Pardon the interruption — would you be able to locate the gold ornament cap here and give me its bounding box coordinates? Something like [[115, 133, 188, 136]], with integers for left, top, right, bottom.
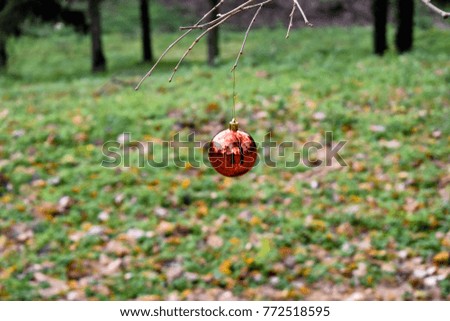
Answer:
[[229, 118, 239, 131]]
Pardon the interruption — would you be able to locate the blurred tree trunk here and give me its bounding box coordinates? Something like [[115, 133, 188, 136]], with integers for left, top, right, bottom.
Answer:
[[140, 0, 153, 62], [0, 36, 6, 69], [88, 0, 106, 72], [373, 0, 389, 55], [396, 0, 414, 53], [207, 0, 219, 66], [0, 0, 7, 69]]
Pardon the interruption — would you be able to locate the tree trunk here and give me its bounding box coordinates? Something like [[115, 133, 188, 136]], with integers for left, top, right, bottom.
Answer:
[[0, 0, 7, 70], [140, 0, 153, 62], [207, 0, 219, 66], [88, 0, 106, 72], [373, 0, 389, 55], [0, 36, 7, 70], [396, 0, 414, 53]]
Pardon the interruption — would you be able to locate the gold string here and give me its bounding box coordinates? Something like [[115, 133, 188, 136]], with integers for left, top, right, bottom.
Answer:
[[232, 68, 237, 120]]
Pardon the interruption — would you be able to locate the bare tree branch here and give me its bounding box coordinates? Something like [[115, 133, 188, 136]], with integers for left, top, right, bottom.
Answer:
[[421, 0, 450, 19], [169, 14, 234, 82], [135, 0, 449, 88], [293, 0, 313, 26], [180, 0, 256, 31], [286, 3, 296, 39], [134, 0, 449, 89], [232, 4, 264, 71], [135, 0, 225, 90]]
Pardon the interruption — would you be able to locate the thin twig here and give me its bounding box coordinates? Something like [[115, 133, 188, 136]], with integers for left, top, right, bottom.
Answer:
[[231, 4, 264, 72], [135, 0, 225, 90], [169, 15, 233, 82], [293, 0, 313, 27], [180, 0, 274, 31], [181, 0, 256, 31], [169, 1, 273, 82], [286, 3, 296, 39], [421, 0, 450, 19]]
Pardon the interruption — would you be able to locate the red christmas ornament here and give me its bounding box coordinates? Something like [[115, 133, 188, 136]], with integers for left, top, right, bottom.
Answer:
[[208, 119, 257, 177]]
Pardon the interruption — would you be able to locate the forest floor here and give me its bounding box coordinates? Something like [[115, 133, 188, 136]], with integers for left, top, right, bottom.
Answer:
[[0, 5, 449, 300]]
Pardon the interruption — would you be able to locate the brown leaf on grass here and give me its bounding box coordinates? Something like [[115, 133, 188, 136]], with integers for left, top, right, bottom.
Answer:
[[154, 207, 168, 217], [356, 236, 372, 251], [196, 201, 209, 217], [114, 193, 125, 205], [345, 292, 365, 301], [9, 223, 34, 243], [69, 225, 105, 243], [403, 197, 421, 214], [34, 196, 73, 219], [369, 125, 386, 133], [336, 222, 354, 237], [352, 262, 367, 278], [125, 228, 145, 240], [374, 284, 412, 301], [86, 226, 105, 237], [136, 295, 162, 301], [185, 288, 239, 301], [413, 268, 428, 279], [66, 290, 87, 301], [165, 264, 184, 283], [206, 235, 224, 249], [31, 179, 46, 188], [381, 263, 396, 273], [34, 203, 59, 218], [255, 70, 269, 79], [219, 259, 233, 276], [438, 174, 450, 203], [206, 102, 219, 112], [379, 139, 401, 149], [312, 112, 326, 121], [433, 252, 449, 265], [249, 285, 290, 300], [66, 259, 94, 280], [101, 258, 122, 276], [91, 284, 111, 296], [58, 196, 73, 212], [98, 211, 110, 222], [34, 272, 69, 298], [156, 221, 175, 235], [0, 108, 9, 119], [105, 240, 130, 257], [423, 276, 438, 288], [0, 235, 7, 252], [71, 115, 84, 125]]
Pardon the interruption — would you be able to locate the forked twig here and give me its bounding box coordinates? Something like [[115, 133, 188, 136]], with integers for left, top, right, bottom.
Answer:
[[286, 3, 296, 39], [231, 4, 264, 72], [180, 0, 256, 31], [293, 0, 313, 27], [169, 15, 233, 82], [134, 0, 225, 90]]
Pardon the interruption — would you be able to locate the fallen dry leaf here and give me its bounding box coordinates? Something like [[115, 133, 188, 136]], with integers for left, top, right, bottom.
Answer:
[[34, 272, 69, 298], [206, 235, 224, 249]]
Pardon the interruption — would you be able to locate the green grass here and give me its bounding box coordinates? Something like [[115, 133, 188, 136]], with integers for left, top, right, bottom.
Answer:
[[0, 21, 449, 300]]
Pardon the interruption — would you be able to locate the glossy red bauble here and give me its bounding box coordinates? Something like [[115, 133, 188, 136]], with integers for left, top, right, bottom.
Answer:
[[208, 122, 257, 177]]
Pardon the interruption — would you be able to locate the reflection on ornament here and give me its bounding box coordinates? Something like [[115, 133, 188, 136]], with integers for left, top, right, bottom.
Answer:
[[208, 119, 257, 177]]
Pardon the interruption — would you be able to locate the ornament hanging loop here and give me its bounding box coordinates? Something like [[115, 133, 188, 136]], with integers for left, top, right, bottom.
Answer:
[[229, 118, 239, 132]]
